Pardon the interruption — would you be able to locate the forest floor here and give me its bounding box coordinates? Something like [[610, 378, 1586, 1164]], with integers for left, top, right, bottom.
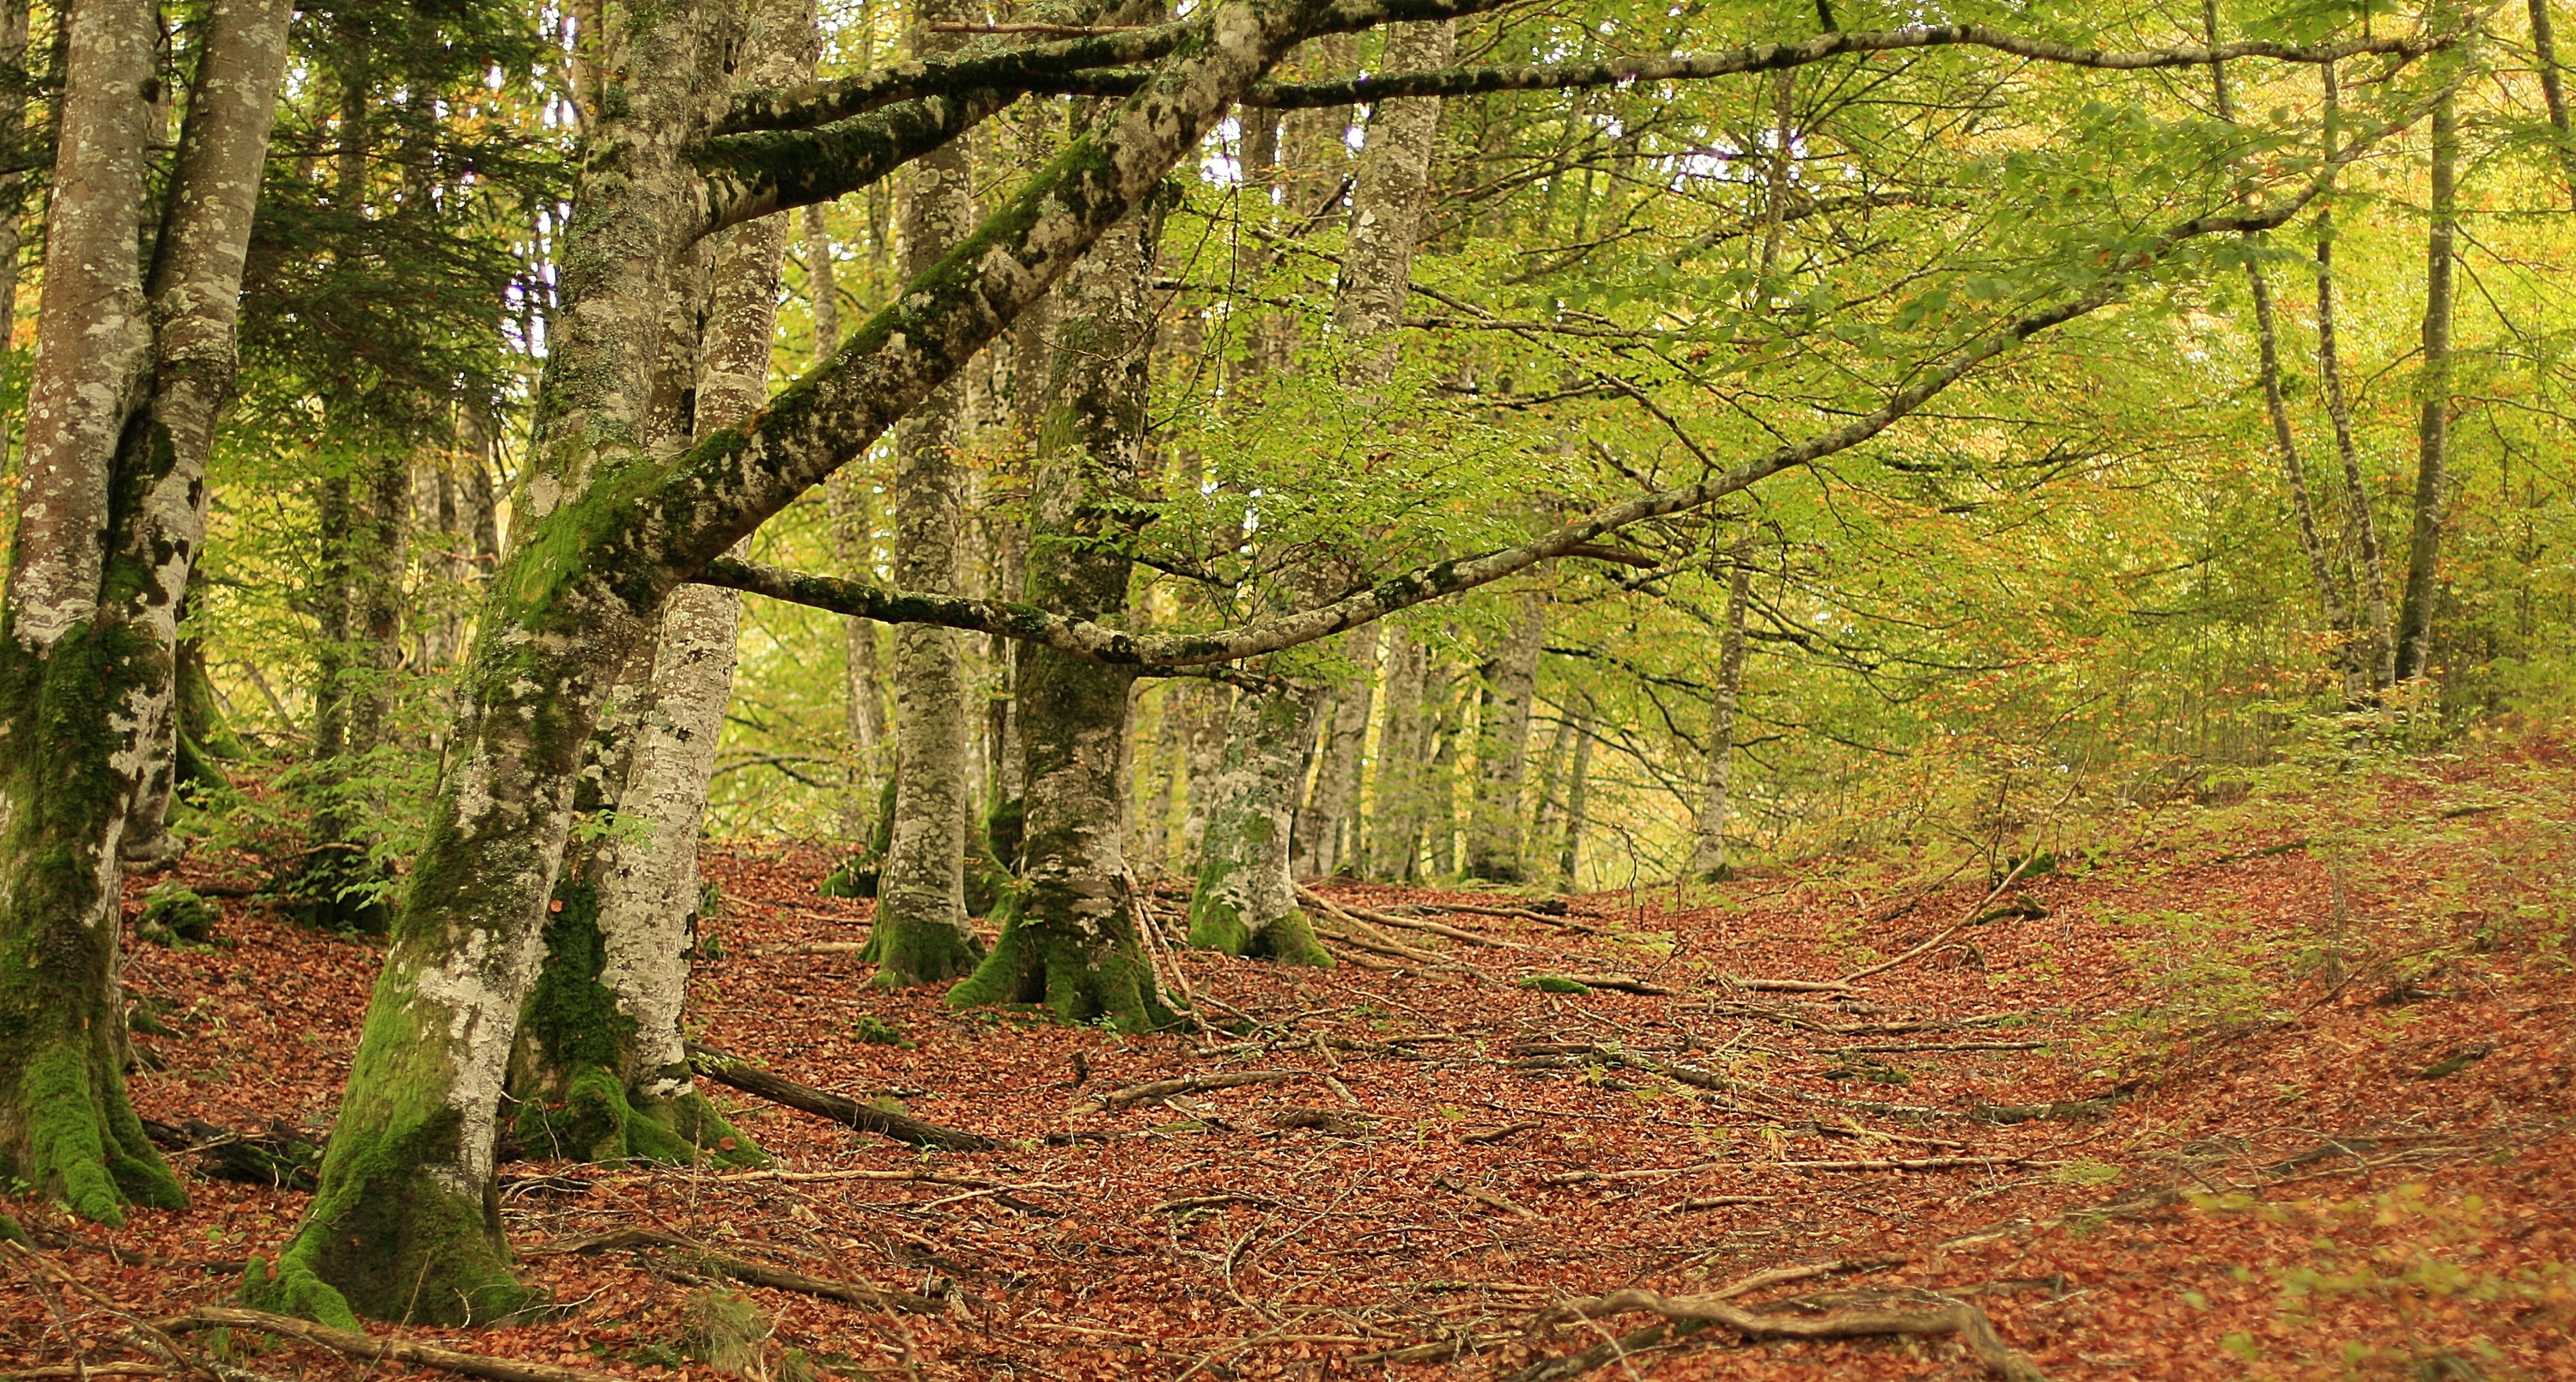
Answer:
[[7, 734, 2576, 1382]]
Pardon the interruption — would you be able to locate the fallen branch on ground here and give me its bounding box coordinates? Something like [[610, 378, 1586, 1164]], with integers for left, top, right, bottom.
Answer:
[[1426, 900, 1601, 935], [1842, 854, 2041, 983], [1772, 1156, 2032, 1172], [156, 1306, 629, 1382], [532, 1228, 940, 1312], [687, 1043, 999, 1151], [1297, 886, 1530, 948], [751, 940, 870, 955], [1433, 1172, 1540, 1221], [1724, 977, 1855, 993], [1068, 1068, 1306, 1116]]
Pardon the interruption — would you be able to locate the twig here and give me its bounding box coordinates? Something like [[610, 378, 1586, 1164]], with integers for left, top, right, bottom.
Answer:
[[1067, 1068, 1306, 1116], [1840, 854, 2039, 983], [1771, 1156, 2032, 1172], [1463, 1121, 1540, 1145], [687, 1042, 999, 1150], [1124, 869, 1212, 1037], [1295, 886, 1530, 948], [528, 1228, 940, 1312], [1432, 1172, 1540, 1221]]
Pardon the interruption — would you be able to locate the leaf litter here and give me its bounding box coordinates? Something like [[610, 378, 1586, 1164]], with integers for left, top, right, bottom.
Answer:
[[7, 738, 2574, 1381]]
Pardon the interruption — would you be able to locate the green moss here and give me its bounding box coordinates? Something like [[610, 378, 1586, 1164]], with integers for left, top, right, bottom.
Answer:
[[247, 1105, 530, 1327], [20, 1044, 184, 1227], [848, 1014, 913, 1048], [863, 911, 983, 989], [1185, 893, 1334, 968], [519, 882, 636, 1075], [948, 892, 1173, 1032], [1521, 976, 1594, 995], [513, 1063, 765, 1169], [137, 882, 219, 946], [0, 1211, 27, 1245]]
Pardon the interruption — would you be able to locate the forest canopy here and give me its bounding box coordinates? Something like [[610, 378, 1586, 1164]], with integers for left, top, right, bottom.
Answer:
[[0, 0, 2569, 1366]]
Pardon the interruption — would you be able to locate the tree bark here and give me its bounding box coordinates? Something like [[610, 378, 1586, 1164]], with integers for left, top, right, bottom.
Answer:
[[1188, 676, 1334, 963], [0, 0, 290, 1228], [1556, 698, 1594, 889], [873, 0, 984, 984], [1292, 621, 1377, 877], [811, 202, 888, 841], [1366, 626, 1428, 879], [1465, 595, 1544, 881], [951, 182, 1172, 1026], [2392, 91, 2457, 685], [1691, 555, 1752, 879], [2533, 0, 2574, 205]]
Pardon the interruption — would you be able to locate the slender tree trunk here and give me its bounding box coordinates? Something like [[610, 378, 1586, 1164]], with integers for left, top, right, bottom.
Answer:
[[1132, 686, 1182, 868], [2316, 64, 2393, 689], [873, 0, 983, 983], [1195, 17, 1449, 946], [2206, 3, 2356, 693], [0, 0, 32, 367], [1424, 661, 1463, 877], [1465, 594, 1543, 881], [951, 183, 1169, 1026], [1691, 554, 1752, 879], [1367, 627, 1427, 879], [1556, 700, 1593, 889], [2392, 92, 2458, 685], [2533, 0, 2574, 205], [1293, 622, 1377, 877], [0, 0, 290, 1228], [811, 201, 889, 841]]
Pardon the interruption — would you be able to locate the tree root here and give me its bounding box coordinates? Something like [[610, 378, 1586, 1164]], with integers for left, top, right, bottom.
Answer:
[[529, 1227, 941, 1313], [685, 1043, 997, 1151], [1512, 1283, 2044, 1382]]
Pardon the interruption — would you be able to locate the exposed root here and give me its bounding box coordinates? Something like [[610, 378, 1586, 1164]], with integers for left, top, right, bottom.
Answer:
[[158, 1306, 630, 1382], [1067, 1068, 1306, 1116], [1514, 1279, 2044, 1382]]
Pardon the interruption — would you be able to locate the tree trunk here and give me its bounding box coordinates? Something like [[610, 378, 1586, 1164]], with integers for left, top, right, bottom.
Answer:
[[2533, 0, 2574, 205], [0, 0, 29, 338], [1188, 676, 1334, 963], [809, 201, 890, 843], [0, 0, 289, 1228], [1424, 660, 1464, 878], [1555, 700, 1593, 889], [2392, 92, 2457, 686], [1293, 622, 1377, 877], [950, 183, 1170, 1027], [1691, 556, 1752, 879], [1177, 679, 1232, 853], [1465, 594, 1544, 881], [2316, 64, 2393, 688], [872, 0, 983, 983], [1367, 626, 1428, 879]]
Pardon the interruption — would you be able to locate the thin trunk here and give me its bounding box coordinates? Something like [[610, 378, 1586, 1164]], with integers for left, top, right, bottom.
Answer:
[[0, 0, 290, 1228], [1528, 702, 1575, 849], [2533, 0, 2574, 206], [2317, 63, 2393, 687], [1465, 594, 1543, 881], [951, 183, 1168, 1026], [0, 0, 32, 348], [1366, 627, 1427, 879], [2205, 5, 2355, 691], [1425, 661, 1462, 877], [873, 0, 983, 983], [1556, 702, 1593, 889], [811, 201, 886, 840], [1691, 556, 1752, 879], [2392, 93, 2458, 685], [1294, 621, 1377, 877], [1131, 686, 1182, 868]]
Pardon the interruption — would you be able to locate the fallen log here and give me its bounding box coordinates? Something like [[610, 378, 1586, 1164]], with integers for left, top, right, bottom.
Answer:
[[686, 1043, 998, 1151], [157, 1306, 629, 1382], [532, 1227, 940, 1313]]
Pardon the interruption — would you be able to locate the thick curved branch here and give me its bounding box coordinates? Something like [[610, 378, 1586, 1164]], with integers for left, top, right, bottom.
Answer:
[[700, 92, 1007, 235], [718, 21, 1200, 134]]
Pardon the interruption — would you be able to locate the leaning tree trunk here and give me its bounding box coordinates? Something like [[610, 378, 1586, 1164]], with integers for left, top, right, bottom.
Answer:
[[1690, 554, 1752, 879], [2391, 90, 2457, 686], [1193, 16, 1449, 954], [258, 0, 1314, 1324], [1464, 594, 1544, 882], [505, 0, 811, 1168], [950, 191, 1173, 1029], [871, 0, 984, 983], [0, 0, 289, 1227]]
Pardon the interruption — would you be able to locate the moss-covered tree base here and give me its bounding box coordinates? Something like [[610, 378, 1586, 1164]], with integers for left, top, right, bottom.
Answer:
[[8, 1043, 185, 1227], [862, 917, 984, 989], [947, 894, 1175, 1032], [1187, 904, 1335, 968], [245, 1108, 532, 1329], [511, 1065, 767, 1169]]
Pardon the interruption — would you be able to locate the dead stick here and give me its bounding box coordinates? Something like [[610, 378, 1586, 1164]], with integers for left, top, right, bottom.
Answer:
[[1841, 854, 2038, 983], [156, 1307, 629, 1382], [528, 1228, 939, 1312], [1069, 1068, 1305, 1116], [686, 1043, 998, 1151]]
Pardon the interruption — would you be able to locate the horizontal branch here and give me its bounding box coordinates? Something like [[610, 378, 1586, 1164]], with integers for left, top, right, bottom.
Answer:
[[700, 93, 1005, 235], [718, 21, 1200, 134], [696, 100, 2427, 665]]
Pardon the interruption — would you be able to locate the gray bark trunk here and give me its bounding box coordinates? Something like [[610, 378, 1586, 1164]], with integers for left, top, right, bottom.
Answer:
[[2392, 92, 2457, 685], [1292, 621, 1377, 877], [1366, 625, 1427, 879], [874, 0, 984, 983], [1464, 594, 1543, 881], [0, 0, 291, 1229], [1177, 679, 1232, 853], [1555, 700, 1593, 889], [2533, 0, 2574, 205], [1188, 675, 1334, 962], [1691, 557, 1752, 879]]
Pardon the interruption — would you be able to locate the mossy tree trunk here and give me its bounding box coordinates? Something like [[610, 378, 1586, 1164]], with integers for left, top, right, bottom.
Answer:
[[508, 0, 810, 1170], [0, 0, 292, 1226], [950, 113, 1172, 1029], [264, 0, 1323, 1324], [1187, 683, 1334, 964], [872, 0, 984, 985]]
